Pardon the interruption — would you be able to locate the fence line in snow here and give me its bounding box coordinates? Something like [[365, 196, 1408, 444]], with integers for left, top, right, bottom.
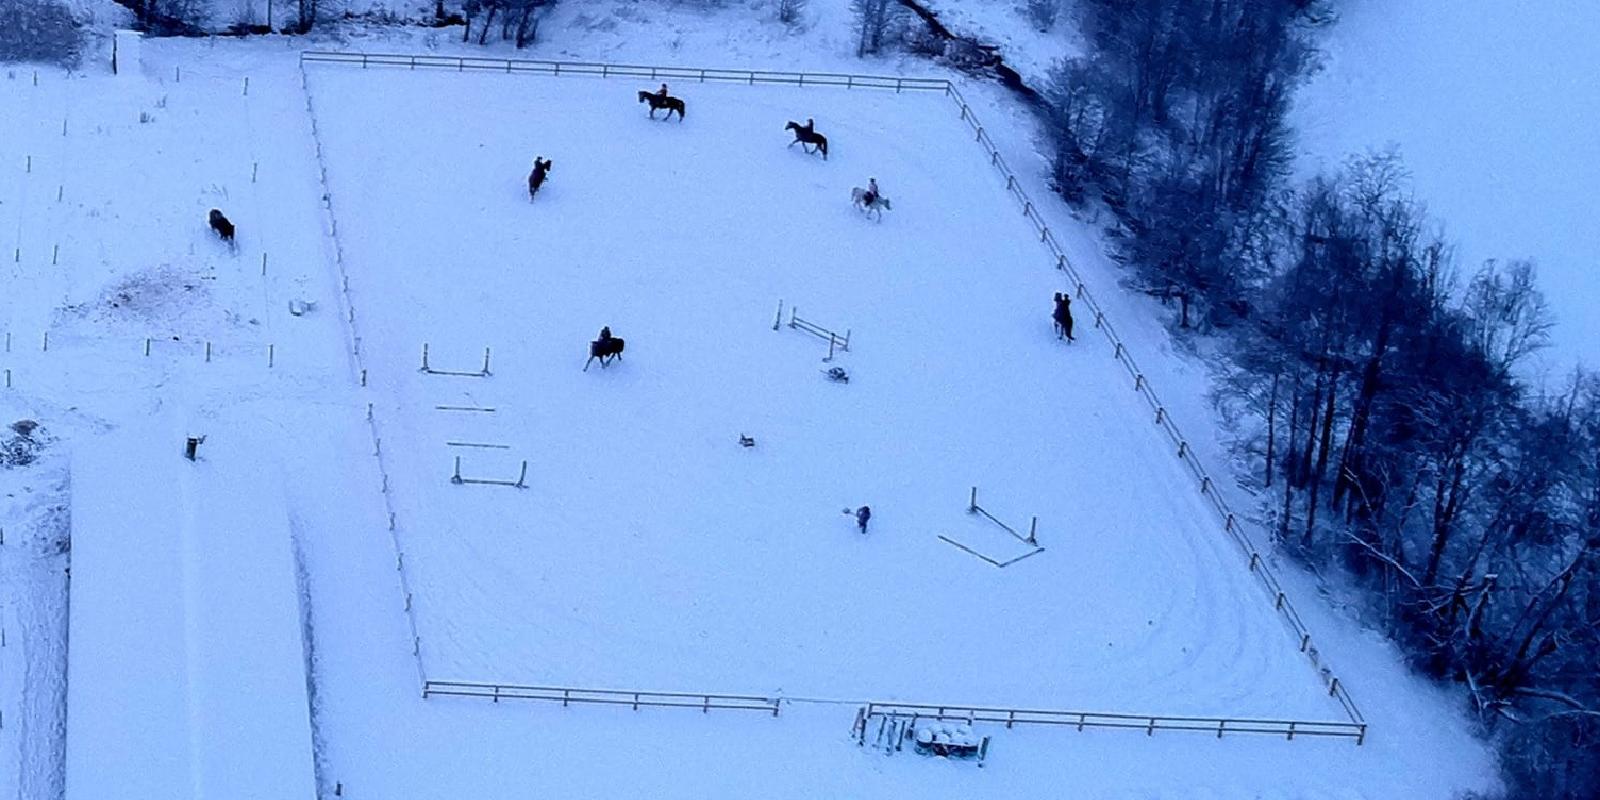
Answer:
[[300, 51, 949, 93], [0, 330, 281, 368], [298, 49, 1364, 733], [299, 59, 428, 691], [938, 82, 1366, 732], [423, 680, 781, 715], [858, 701, 1366, 745]]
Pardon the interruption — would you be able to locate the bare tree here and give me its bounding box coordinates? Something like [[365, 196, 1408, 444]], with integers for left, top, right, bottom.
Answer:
[[776, 0, 808, 28], [851, 0, 899, 57]]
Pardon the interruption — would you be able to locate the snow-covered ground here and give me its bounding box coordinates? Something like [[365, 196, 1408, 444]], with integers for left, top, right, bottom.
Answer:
[[307, 64, 1334, 717], [0, 2, 1511, 795], [1293, 0, 1600, 374]]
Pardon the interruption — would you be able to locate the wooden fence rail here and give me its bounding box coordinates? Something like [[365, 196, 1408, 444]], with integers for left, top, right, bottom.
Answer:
[[301, 51, 949, 93], [423, 680, 781, 715], [860, 702, 1365, 744]]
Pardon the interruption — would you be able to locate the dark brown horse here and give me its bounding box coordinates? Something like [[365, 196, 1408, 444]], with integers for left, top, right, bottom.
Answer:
[[638, 90, 685, 121], [785, 120, 828, 159]]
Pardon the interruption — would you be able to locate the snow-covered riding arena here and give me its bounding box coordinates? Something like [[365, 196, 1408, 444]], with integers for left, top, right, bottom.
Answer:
[[2, 37, 1506, 800], [306, 59, 1340, 718]]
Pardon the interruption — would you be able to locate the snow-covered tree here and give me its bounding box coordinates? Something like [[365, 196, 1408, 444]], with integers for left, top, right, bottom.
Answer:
[[0, 0, 83, 67]]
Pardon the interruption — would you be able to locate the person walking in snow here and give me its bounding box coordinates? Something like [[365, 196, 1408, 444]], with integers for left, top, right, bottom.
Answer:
[[855, 505, 872, 534]]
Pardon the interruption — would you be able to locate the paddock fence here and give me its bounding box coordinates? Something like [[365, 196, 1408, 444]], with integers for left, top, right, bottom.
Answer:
[[423, 680, 781, 715], [858, 702, 1366, 744], [298, 59, 429, 692], [300, 49, 1365, 737], [300, 51, 949, 93], [940, 81, 1367, 733]]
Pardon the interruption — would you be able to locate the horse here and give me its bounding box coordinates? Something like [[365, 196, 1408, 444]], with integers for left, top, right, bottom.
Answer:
[[851, 187, 892, 221], [528, 157, 552, 201], [785, 121, 828, 159], [1052, 292, 1076, 341], [584, 335, 626, 371], [637, 90, 686, 121], [208, 208, 235, 248]]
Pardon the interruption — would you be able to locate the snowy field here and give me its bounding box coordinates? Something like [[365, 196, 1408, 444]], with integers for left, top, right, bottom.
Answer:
[[1293, 0, 1600, 374], [306, 64, 1341, 717], [0, 21, 1508, 798]]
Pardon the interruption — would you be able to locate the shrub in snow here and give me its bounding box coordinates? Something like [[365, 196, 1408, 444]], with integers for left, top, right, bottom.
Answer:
[[125, 0, 209, 35], [1025, 0, 1058, 32], [1, 420, 45, 468], [0, 0, 83, 68]]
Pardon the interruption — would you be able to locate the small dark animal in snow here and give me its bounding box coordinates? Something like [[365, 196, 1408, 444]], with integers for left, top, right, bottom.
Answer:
[[208, 209, 235, 247]]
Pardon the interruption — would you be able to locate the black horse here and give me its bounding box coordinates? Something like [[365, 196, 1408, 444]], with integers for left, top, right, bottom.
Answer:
[[208, 208, 235, 247], [1053, 292, 1076, 342], [528, 157, 552, 201], [638, 90, 686, 121], [584, 332, 626, 371], [785, 120, 828, 159]]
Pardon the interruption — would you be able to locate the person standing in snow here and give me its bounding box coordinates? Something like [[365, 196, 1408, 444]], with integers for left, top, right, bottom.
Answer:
[[855, 505, 872, 534]]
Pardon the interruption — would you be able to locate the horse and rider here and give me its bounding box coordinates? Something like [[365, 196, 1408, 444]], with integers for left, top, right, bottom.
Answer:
[[528, 156, 553, 201], [638, 82, 686, 120], [852, 177, 891, 220], [585, 325, 626, 371], [1053, 292, 1076, 342], [785, 117, 828, 159]]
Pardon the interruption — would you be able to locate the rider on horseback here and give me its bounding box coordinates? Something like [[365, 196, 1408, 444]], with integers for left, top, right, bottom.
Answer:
[[657, 83, 670, 101], [863, 177, 880, 207]]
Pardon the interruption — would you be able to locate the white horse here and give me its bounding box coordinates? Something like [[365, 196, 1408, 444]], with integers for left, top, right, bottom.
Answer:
[[851, 187, 892, 221]]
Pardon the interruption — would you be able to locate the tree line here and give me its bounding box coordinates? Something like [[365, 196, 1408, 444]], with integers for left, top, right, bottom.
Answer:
[[1042, 1, 1597, 796]]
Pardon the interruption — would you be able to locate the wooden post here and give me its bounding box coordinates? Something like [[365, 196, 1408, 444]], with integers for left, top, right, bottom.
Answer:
[[1028, 516, 1038, 545], [420, 343, 430, 371], [968, 486, 977, 512], [772, 300, 783, 331], [482, 347, 492, 375], [515, 460, 528, 489], [267, 344, 275, 368]]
